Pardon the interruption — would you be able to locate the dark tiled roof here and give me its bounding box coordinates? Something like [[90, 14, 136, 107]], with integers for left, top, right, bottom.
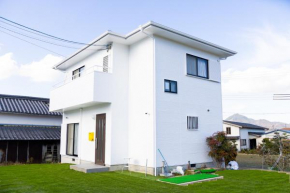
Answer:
[[0, 124, 60, 140], [223, 120, 268, 130], [226, 136, 240, 140], [248, 132, 265, 136], [0, 94, 61, 116]]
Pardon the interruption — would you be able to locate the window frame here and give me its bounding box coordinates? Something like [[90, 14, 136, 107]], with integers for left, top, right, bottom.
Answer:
[[187, 116, 198, 130], [226, 127, 231, 135], [164, 79, 178, 94], [241, 139, 247, 146], [72, 66, 85, 80], [66, 123, 79, 157], [186, 54, 209, 79]]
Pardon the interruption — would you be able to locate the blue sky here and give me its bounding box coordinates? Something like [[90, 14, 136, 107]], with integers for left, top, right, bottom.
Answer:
[[0, 0, 290, 122]]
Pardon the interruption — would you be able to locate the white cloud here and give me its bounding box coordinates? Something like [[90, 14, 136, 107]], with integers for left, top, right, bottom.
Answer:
[[0, 53, 18, 80], [222, 25, 290, 95], [222, 62, 290, 95], [222, 25, 290, 123], [0, 53, 63, 82], [19, 54, 63, 82]]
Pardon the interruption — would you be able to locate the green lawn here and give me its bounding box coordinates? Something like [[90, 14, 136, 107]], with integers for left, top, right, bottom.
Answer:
[[0, 164, 290, 193]]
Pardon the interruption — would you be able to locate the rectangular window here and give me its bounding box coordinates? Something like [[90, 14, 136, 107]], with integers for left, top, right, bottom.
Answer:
[[164, 79, 177, 93], [187, 116, 198, 130], [67, 123, 79, 156], [241, 139, 247, 146], [72, 66, 85, 80], [186, 54, 208, 79], [226, 127, 231, 134]]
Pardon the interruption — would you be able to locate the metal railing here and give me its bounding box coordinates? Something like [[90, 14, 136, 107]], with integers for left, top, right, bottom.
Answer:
[[53, 65, 112, 88]]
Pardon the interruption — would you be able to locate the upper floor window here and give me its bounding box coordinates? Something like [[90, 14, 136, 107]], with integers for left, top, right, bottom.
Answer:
[[72, 66, 85, 80], [226, 127, 231, 134], [186, 54, 209, 79], [187, 116, 198, 130], [164, 79, 177, 93]]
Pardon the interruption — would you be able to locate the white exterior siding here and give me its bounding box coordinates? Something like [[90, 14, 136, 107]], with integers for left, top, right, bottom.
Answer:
[[0, 113, 61, 126], [128, 37, 155, 168], [60, 43, 130, 166], [155, 36, 223, 167]]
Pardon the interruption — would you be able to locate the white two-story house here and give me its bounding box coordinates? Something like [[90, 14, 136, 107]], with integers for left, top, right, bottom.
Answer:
[[223, 121, 268, 151], [50, 21, 236, 175]]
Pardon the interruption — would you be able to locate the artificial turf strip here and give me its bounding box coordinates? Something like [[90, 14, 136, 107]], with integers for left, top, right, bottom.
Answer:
[[159, 174, 219, 184], [194, 169, 217, 173]]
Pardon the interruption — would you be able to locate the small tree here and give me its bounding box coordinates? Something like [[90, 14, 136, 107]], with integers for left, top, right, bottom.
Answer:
[[206, 131, 238, 168], [258, 132, 290, 171]]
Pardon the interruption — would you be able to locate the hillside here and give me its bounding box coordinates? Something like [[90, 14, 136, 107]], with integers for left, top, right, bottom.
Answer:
[[225, 114, 290, 129]]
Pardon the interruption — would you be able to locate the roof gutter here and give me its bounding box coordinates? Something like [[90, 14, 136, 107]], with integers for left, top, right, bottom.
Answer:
[[54, 22, 236, 70]]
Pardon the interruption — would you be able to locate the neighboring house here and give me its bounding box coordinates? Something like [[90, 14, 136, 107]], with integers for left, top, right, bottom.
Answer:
[[223, 120, 268, 151], [0, 94, 62, 163], [50, 21, 236, 175]]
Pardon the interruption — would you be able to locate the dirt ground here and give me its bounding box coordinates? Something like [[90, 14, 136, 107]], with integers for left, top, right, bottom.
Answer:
[[236, 153, 264, 169]]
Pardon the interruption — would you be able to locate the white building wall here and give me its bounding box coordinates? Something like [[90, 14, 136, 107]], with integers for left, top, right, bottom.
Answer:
[[0, 113, 61, 126], [128, 37, 155, 168], [240, 128, 265, 150], [60, 43, 129, 166], [154, 36, 223, 167], [223, 124, 240, 136]]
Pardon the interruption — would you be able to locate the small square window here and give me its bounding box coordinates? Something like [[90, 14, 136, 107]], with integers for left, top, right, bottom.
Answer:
[[241, 139, 247, 146], [187, 116, 198, 130], [164, 80, 177, 93]]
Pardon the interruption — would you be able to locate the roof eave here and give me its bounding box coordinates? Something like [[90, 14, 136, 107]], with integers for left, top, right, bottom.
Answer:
[[54, 21, 237, 70]]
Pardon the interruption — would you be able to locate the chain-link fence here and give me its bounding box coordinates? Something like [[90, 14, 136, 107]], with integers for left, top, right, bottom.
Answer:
[[237, 153, 290, 171]]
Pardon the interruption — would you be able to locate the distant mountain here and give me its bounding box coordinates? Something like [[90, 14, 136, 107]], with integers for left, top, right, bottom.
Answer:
[[225, 114, 290, 130]]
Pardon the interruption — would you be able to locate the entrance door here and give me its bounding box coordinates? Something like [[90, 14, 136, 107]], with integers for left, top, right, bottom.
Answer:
[[95, 114, 106, 165], [249, 139, 257, 149]]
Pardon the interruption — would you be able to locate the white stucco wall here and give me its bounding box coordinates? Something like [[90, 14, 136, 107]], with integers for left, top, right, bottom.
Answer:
[[60, 43, 129, 166], [223, 123, 240, 136], [154, 36, 223, 167], [127, 37, 155, 168], [0, 113, 62, 126]]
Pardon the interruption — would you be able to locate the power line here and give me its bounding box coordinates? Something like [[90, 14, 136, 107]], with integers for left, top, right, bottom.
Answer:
[[0, 29, 64, 57], [0, 25, 100, 50], [223, 112, 290, 115], [0, 16, 106, 47]]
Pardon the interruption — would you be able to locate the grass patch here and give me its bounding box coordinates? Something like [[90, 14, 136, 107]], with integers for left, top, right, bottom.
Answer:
[[160, 174, 219, 184], [0, 164, 290, 192]]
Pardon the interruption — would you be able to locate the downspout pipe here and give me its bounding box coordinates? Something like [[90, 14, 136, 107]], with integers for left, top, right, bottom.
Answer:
[[140, 26, 157, 176]]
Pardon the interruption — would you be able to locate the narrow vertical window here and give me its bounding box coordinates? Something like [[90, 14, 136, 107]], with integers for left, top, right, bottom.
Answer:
[[226, 127, 231, 135], [67, 123, 79, 156], [103, 56, 109, 72]]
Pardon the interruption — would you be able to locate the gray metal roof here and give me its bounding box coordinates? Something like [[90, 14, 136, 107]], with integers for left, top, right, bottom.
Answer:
[[0, 124, 60, 140], [223, 120, 268, 130], [0, 94, 61, 116]]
